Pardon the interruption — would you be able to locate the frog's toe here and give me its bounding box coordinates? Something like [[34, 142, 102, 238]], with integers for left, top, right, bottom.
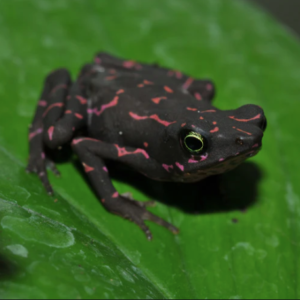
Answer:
[[46, 159, 61, 177], [144, 211, 179, 235]]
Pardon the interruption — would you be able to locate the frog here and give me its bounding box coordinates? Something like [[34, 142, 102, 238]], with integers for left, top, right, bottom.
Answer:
[[27, 52, 267, 240]]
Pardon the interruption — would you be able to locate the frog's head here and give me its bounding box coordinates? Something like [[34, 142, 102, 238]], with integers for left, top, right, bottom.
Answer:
[[173, 104, 266, 182]]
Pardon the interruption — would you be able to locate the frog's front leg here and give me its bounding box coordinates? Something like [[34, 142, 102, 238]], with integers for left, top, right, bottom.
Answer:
[[71, 138, 179, 239], [27, 66, 91, 194]]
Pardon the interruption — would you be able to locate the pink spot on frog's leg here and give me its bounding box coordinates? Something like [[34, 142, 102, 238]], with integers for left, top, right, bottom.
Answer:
[[143, 142, 148, 147], [76, 95, 87, 104], [187, 107, 197, 111], [252, 143, 259, 148], [75, 113, 83, 119], [137, 83, 144, 88], [210, 127, 219, 133], [194, 93, 202, 100], [103, 166, 108, 172], [199, 116, 204, 120], [116, 89, 124, 95], [151, 96, 167, 104], [41, 152, 46, 159], [82, 162, 94, 173], [162, 164, 173, 172], [38, 100, 47, 107], [182, 77, 194, 89], [175, 162, 184, 171], [48, 126, 54, 141], [213, 121, 217, 125], [112, 191, 119, 198], [219, 158, 225, 162], [65, 110, 72, 114], [181, 123, 186, 127], [164, 86, 173, 93]]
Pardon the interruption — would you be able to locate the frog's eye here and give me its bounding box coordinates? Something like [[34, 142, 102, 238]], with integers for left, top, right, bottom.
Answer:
[[183, 131, 204, 154]]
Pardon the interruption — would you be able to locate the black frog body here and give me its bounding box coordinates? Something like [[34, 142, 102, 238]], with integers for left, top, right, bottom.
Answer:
[[27, 52, 266, 239]]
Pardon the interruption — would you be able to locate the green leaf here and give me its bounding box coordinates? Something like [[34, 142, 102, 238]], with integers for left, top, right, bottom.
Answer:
[[1, 0, 300, 298]]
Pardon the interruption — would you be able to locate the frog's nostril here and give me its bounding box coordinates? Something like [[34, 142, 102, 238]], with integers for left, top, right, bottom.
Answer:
[[235, 138, 243, 146]]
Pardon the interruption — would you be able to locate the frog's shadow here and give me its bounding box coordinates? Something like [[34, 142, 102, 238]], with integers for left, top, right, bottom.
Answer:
[[73, 159, 263, 215]]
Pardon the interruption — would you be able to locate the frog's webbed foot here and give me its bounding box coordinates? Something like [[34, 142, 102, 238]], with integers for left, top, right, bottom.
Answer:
[[106, 195, 179, 240]]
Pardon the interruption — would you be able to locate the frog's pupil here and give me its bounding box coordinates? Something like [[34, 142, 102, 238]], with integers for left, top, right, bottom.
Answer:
[[184, 135, 203, 152]]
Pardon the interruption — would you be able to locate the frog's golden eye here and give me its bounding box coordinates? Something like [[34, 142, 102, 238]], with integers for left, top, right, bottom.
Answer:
[[184, 132, 204, 153]]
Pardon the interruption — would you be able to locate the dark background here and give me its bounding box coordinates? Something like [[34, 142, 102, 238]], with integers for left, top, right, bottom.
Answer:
[[248, 0, 300, 36]]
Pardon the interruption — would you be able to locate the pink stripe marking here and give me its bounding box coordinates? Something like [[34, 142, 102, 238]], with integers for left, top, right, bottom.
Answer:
[[115, 144, 149, 159], [123, 60, 135, 68], [72, 137, 99, 145], [201, 110, 216, 113], [116, 89, 124, 94], [164, 86, 173, 93], [103, 166, 108, 172], [175, 71, 182, 79], [219, 158, 225, 162], [75, 113, 83, 119], [82, 162, 94, 173], [29, 128, 43, 140], [181, 123, 186, 127], [129, 112, 176, 127], [48, 126, 54, 141], [182, 77, 194, 89], [151, 96, 167, 104], [43, 102, 64, 117], [144, 80, 153, 85], [187, 107, 197, 111], [76, 95, 87, 104], [175, 162, 184, 171], [105, 75, 117, 81], [50, 84, 67, 95], [194, 93, 202, 100], [188, 153, 208, 163], [252, 143, 259, 148], [233, 126, 252, 136], [162, 164, 173, 172], [38, 100, 47, 107], [65, 110, 72, 114], [210, 127, 219, 133], [88, 96, 119, 116], [229, 113, 261, 122]]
